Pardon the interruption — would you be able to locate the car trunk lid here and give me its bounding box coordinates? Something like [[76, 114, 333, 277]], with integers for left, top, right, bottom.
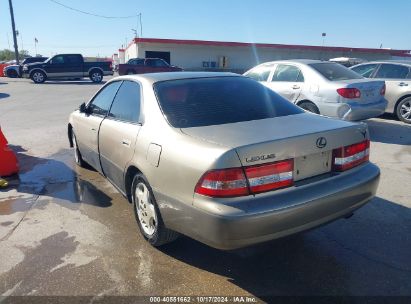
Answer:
[[182, 113, 368, 181], [336, 79, 385, 104]]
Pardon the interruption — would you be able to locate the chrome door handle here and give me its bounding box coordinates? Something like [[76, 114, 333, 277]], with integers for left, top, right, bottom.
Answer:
[[292, 85, 300, 90], [399, 82, 409, 87], [91, 128, 97, 131]]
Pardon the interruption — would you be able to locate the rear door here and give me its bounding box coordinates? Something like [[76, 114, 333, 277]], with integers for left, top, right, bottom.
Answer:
[[373, 63, 411, 112], [266, 64, 304, 102], [65, 55, 83, 77], [99, 80, 142, 190], [74, 81, 122, 172]]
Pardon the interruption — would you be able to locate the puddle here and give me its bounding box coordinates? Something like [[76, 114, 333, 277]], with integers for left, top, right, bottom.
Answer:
[[0, 197, 36, 215], [2, 148, 114, 213]]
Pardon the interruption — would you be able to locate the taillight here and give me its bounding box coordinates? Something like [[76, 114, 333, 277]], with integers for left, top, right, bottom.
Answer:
[[337, 88, 361, 99], [245, 160, 294, 194], [380, 83, 386, 96], [195, 168, 249, 198], [333, 140, 370, 171], [195, 160, 294, 198]]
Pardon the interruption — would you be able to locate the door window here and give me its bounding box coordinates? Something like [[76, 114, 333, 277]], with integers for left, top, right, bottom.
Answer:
[[245, 67, 272, 82], [272, 65, 304, 82], [51, 56, 65, 64], [351, 64, 379, 78], [88, 81, 122, 116], [108, 81, 141, 123], [375, 64, 410, 79], [146, 59, 168, 67], [66, 55, 82, 65]]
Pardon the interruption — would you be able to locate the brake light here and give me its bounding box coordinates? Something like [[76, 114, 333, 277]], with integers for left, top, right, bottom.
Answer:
[[337, 88, 361, 99], [380, 83, 386, 96], [245, 160, 294, 194], [195, 168, 249, 198], [333, 140, 370, 171], [195, 160, 294, 198]]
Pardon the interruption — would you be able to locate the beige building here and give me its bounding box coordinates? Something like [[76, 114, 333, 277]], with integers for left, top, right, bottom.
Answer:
[[119, 37, 411, 73]]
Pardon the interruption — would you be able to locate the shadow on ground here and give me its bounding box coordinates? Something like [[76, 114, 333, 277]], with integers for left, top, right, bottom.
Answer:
[[0, 93, 10, 99], [36, 80, 107, 86], [160, 197, 411, 297], [0, 146, 113, 211], [367, 115, 411, 145]]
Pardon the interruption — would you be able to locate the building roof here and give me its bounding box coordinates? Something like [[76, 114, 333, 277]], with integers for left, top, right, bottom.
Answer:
[[130, 38, 411, 57]]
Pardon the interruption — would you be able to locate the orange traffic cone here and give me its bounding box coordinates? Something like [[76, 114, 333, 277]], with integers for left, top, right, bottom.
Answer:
[[0, 127, 19, 177]]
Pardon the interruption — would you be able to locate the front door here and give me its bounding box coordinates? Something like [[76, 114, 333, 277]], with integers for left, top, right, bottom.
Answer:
[[99, 80, 142, 191], [266, 64, 304, 103], [74, 81, 122, 172], [45, 55, 66, 77]]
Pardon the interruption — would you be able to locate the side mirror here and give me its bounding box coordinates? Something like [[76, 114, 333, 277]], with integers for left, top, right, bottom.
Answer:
[[79, 103, 88, 114]]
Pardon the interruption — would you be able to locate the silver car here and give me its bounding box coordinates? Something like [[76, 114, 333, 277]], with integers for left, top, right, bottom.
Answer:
[[244, 60, 387, 121], [351, 61, 411, 124], [68, 72, 380, 250]]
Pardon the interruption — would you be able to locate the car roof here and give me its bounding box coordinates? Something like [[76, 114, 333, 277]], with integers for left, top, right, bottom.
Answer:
[[114, 72, 240, 84], [258, 59, 329, 67]]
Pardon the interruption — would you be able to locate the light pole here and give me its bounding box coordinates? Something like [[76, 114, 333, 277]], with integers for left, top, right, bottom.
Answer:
[[322, 33, 327, 47], [8, 0, 19, 64]]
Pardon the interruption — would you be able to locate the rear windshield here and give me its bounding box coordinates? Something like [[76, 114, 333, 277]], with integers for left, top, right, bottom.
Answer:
[[310, 62, 363, 81], [154, 77, 304, 128]]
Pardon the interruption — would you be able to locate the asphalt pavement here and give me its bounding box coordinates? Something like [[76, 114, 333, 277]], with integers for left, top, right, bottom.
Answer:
[[0, 77, 410, 302]]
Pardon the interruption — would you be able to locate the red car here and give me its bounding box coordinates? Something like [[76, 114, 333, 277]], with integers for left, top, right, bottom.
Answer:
[[118, 58, 183, 75]]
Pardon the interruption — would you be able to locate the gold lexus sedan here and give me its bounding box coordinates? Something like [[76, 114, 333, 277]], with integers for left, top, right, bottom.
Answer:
[[68, 72, 380, 250]]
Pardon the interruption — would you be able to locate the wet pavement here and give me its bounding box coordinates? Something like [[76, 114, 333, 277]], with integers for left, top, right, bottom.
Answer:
[[0, 78, 411, 301]]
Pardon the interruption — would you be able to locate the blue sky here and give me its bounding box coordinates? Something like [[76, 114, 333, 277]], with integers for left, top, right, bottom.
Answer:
[[1, 0, 410, 57]]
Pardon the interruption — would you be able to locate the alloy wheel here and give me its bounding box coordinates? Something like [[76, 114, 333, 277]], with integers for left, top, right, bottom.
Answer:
[[135, 182, 157, 236]]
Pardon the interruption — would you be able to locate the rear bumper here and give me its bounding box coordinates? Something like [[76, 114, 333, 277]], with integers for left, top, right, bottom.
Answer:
[[158, 163, 380, 250], [319, 99, 387, 121]]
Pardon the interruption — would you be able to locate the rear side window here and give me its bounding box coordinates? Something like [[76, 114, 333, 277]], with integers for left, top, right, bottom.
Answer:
[[310, 63, 363, 81], [146, 59, 168, 67], [245, 67, 272, 82], [88, 81, 122, 116], [66, 55, 82, 65], [375, 64, 410, 79], [154, 77, 304, 128], [351, 64, 379, 78], [272, 65, 304, 82], [108, 81, 141, 123]]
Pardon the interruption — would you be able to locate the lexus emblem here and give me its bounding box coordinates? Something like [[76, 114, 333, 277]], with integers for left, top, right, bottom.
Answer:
[[316, 137, 327, 149]]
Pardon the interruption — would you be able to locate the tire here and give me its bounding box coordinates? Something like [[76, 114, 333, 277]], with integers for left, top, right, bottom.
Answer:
[[89, 70, 103, 83], [396, 97, 411, 124], [31, 70, 47, 84], [299, 101, 320, 114], [7, 69, 18, 78], [71, 131, 87, 168], [132, 174, 179, 247]]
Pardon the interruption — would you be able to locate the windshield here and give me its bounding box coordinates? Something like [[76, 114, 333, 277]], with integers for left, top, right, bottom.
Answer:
[[310, 62, 363, 81], [154, 76, 304, 128]]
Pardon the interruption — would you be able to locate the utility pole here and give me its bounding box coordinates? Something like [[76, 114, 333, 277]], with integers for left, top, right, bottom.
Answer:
[[8, 0, 19, 64]]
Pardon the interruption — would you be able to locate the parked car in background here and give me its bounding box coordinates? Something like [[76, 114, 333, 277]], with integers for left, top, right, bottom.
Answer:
[[22, 54, 113, 84], [3, 57, 48, 78], [329, 57, 367, 67], [68, 72, 380, 250], [351, 61, 411, 124], [118, 58, 182, 76], [244, 60, 387, 121]]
